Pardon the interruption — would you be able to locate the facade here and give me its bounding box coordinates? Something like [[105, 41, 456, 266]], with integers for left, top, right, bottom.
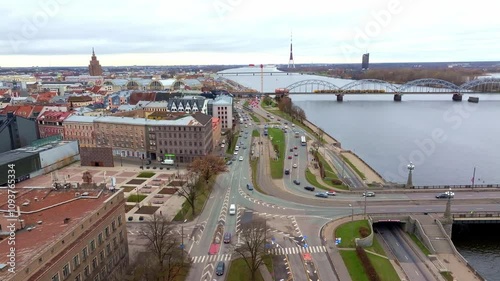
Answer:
[[147, 112, 213, 163], [94, 117, 147, 159], [362, 53, 370, 70], [212, 117, 221, 148], [80, 147, 114, 167], [63, 115, 97, 147], [37, 110, 72, 138], [167, 96, 207, 114], [211, 95, 233, 129], [68, 95, 94, 107], [0, 113, 39, 153], [0, 189, 128, 281], [88, 48, 103, 76]]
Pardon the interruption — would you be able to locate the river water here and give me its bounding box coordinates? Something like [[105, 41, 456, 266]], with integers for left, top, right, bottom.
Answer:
[[221, 66, 500, 280]]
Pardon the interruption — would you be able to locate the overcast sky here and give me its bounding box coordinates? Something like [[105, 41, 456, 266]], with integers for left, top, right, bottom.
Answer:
[[0, 0, 498, 67]]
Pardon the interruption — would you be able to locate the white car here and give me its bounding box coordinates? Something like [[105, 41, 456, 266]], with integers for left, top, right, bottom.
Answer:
[[221, 144, 225, 148], [239, 156, 243, 161], [292, 163, 298, 168], [234, 151, 238, 155]]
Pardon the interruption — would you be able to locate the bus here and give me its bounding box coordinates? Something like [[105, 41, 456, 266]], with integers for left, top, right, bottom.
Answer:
[[294, 131, 300, 138], [300, 136, 306, 146], [161, 154, 176, 165]]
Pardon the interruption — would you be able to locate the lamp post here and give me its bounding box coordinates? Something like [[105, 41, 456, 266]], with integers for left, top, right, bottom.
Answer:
[[349, 204, 353, 221], [406, 162, 415, 188]]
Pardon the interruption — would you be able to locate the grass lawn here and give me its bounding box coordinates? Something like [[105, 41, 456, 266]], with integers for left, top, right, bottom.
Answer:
[[227, 131, 239, 154], [368, 254, 400, 281], [173, 180, 212, 221], [305, 168, 330, 191], [249, 113, 260, 123], [342, 155, 367, 180], [409, 233, 432, 256], [137, 171, 155, 178], [267, 109, 316, 137], [121, 186, 136, 192], [250, 158, 267, 195], [340, 250, 370, 281], [441, 272, 454, 281], [267, 128, 285, 179], [126, 194, 147, 203], [243, 100, 250, 107], [227, 258, 264, 281], [262, 255, 273, 277], [252, 129, 260, 137], [335, 220, 371, 248]]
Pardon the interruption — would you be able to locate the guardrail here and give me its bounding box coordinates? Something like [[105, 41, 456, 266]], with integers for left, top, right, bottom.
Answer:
[[413, 184, 500, 189], [452, 212, 500, 218]]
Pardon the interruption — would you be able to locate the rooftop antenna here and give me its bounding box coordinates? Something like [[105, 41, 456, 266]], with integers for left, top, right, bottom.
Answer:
[[288, 31, 295, 68]]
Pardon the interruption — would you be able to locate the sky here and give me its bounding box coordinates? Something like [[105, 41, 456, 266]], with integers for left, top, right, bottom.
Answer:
[[0, 0, 499, 67]]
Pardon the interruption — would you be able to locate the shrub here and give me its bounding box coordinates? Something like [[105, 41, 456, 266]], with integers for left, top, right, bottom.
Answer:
[[359, 226, 370, 238], [331, 178, 343, 185], [355, 246, 380, 281]]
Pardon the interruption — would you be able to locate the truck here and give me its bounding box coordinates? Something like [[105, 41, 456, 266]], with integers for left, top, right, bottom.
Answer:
[[264, 129, 268, 136], [275, 88, 290, 94]]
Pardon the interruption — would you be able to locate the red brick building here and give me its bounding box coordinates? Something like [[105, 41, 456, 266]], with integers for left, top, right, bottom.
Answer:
[[37, 110, 72, 138]]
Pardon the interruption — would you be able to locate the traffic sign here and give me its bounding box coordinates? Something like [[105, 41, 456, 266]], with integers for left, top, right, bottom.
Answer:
[[335, 238, 341, 245]]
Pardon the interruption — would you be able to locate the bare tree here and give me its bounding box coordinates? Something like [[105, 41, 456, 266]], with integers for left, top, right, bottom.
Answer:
[[317, 127, 324, 144], [139, 214, 188, 281], [177, 173, 200, 216], [233, 218, 269, 281], [188, 154, 228, 184]]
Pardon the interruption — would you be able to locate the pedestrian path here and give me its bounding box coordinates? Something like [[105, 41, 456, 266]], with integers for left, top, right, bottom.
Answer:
[[268, 245, 327, 255], [190, 254, 232, 263]]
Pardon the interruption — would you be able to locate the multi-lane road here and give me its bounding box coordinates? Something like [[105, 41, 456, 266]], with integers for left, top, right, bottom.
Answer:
[[132, 101, 500, 281]]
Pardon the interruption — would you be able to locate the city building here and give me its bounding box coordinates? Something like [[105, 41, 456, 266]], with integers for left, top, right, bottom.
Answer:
[[362, 53, 370, 70], [88, 48, 103, 76], [210, 95, 233, 130], [147, 112, 213, 163], [0, 188, 128, 281], [167, 96, 207, 114], [63, 115, 97, 147], [212, 117, 222, 148], [68, 95, 94, 107], [0, 113, 39, 153], [37, 110, 73, 138], [94, 116, 147, 159]]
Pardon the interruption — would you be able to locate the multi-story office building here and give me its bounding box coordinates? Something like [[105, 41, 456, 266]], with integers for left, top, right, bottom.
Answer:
[[94, 116, 147, 159], [362, 53, 370, 70], [210, 95, 233, 130], [0, 189, 128, 281]]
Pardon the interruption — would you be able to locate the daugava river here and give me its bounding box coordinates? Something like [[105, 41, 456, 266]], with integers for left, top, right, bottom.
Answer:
[[221, 66, 500, 280]]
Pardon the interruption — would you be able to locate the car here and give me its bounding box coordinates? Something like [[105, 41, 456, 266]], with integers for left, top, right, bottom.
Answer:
[[436, 191, 454, 198], [289, 148, 293, 152], [362, 191, 376, 197], [221, 144, 225, 148], [315, 192, 328, 198], [288, 155, 293, 159], [234, 151, 238, 155], [292, 164, 298, 168], [326, 190, 336, 196], [284, 169, 290, 175], [226, 160, 232, 165], [304, 186, 315, 191], [294, 146, 298, 150], [293, 179, 301, 185], [215, 261, 225, 276], [246, 183, 254, 191], [223, 232, 232, 244], [239, 156, 243, 161], [294, 152, 298, 156], [232, 156, 237, 161]]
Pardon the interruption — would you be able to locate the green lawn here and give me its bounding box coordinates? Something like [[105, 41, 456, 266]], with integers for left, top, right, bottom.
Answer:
[[335, 220, 371, 248], [368, 254, 401, 281], [409, 233, 431, 256], [251, 158, 267, 195], [267, 128, 285, 179], [341, 250, 400, 281], [227, 131, 239, 154], [267, 109, 316, 137], [441, 272, 454, 281], [249, 113, 260, 123], [227, 258, 264, 281], [243, 100, 250, 107], [173, 180, 212, 221], [137, 171, 155, 178], [121, 186, 136, 192], [252, 129, 260, 137], [126, 194, 147, 203], [342, 155, 367, 180], [305, 169, 331, 191]]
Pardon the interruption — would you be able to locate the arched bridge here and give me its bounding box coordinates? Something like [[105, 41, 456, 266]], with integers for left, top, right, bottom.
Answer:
[[284, 77, 500, 95]]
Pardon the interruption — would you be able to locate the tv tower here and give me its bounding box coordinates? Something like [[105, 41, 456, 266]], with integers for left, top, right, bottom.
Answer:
[[288, 32, 295, 68]]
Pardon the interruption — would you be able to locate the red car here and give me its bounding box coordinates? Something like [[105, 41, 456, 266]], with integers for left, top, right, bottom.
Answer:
[[294, 146, 298, 150], [288, 155, 292, 159]]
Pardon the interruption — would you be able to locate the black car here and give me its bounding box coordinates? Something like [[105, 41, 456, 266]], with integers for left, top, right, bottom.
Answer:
[[223, 232, 232, 243], [215, 261, 225, 276], [304, 186, 315, 191], [284, 169, 290, 175], [293, 179, 300, 185]]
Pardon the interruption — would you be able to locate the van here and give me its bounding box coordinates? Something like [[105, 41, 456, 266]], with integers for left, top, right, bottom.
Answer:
[[229, 204, 236, 215]]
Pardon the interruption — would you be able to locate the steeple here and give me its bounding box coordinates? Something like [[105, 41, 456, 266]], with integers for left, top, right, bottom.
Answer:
[[88, 48, 103, 76]]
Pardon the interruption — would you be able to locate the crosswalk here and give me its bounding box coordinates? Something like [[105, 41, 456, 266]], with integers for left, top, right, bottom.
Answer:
[[267, 245, 327, 255], [191, 254, 232, 263]]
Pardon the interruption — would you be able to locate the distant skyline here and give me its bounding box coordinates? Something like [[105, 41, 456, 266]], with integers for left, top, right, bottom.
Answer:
[[1, 0, 499, 67]]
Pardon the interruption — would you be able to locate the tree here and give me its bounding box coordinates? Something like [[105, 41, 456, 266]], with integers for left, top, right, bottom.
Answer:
[[188, 154, 228, 184], [226, 129, 234, 152], [136, 214, 188, 281], [233, 218, 269, 281], [317, 127, 324, 144], [177, 173, 200, 216]]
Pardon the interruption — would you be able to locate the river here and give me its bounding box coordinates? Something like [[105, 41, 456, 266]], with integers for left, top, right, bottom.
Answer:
[[221, 66, 500, 280]]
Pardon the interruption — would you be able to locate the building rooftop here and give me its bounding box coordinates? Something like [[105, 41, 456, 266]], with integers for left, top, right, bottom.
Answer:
[[0, 140, 77, 167], [213, 95, 233, 105], [0, 188, 117, 277], [64, 115, 98, 123]]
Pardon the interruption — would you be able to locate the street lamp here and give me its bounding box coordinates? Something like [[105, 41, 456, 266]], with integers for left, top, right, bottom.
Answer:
[[349, 204, 353, 221], [406, 162, 415, 188]]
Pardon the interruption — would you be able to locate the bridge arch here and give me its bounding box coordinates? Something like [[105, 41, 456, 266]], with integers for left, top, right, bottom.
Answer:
[[460, 78, 500, 93], [399, 78, 461, 93], [285, 79, 340, 92], [340, 79, 399, 93]]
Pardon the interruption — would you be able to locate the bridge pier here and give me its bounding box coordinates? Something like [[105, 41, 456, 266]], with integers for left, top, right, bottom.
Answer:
[[393, 94, 402, 102], [336, 94, 343, 102], [452, 93, 462, 101]]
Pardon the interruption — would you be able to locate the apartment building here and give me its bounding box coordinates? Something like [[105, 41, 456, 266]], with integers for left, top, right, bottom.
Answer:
[[210, 95, 233, 129], [94, 116, 147, 159], [0, 189, 128, 281], [36, 110, 73, 138], [63, 115, 97, 147]]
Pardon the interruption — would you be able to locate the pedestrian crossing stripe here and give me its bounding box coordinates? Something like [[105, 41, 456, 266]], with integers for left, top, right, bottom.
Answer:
[[190, 254, 232, 263], [267, 245, 327, 255]]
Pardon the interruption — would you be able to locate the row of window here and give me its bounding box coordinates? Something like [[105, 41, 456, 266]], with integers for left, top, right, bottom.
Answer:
[[150, 126, 202, 132], [156, 140, 204, 147]]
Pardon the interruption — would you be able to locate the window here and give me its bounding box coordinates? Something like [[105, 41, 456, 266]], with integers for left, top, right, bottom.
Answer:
[[73, 254, 80, 268], [98, 233, 103, 245], [119, 230, 124, 242], [118, 215, 122, 226], [84, 265, 90, 277], [63, 263, 71, 278], [106, 243, 111, 255], [52, 273, 60, 281], [93, 274, 100, 281], [105, 227, 110, 238], [92, 257, 98, 271], [74, 273, 81, 281], [99, 250, 105, 263], [112, 220, 116, 231], [113, 237, 118, 249], [101, 267, 106, 279], [82, 247, 88, 260], [90, 240, 96, 252]]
